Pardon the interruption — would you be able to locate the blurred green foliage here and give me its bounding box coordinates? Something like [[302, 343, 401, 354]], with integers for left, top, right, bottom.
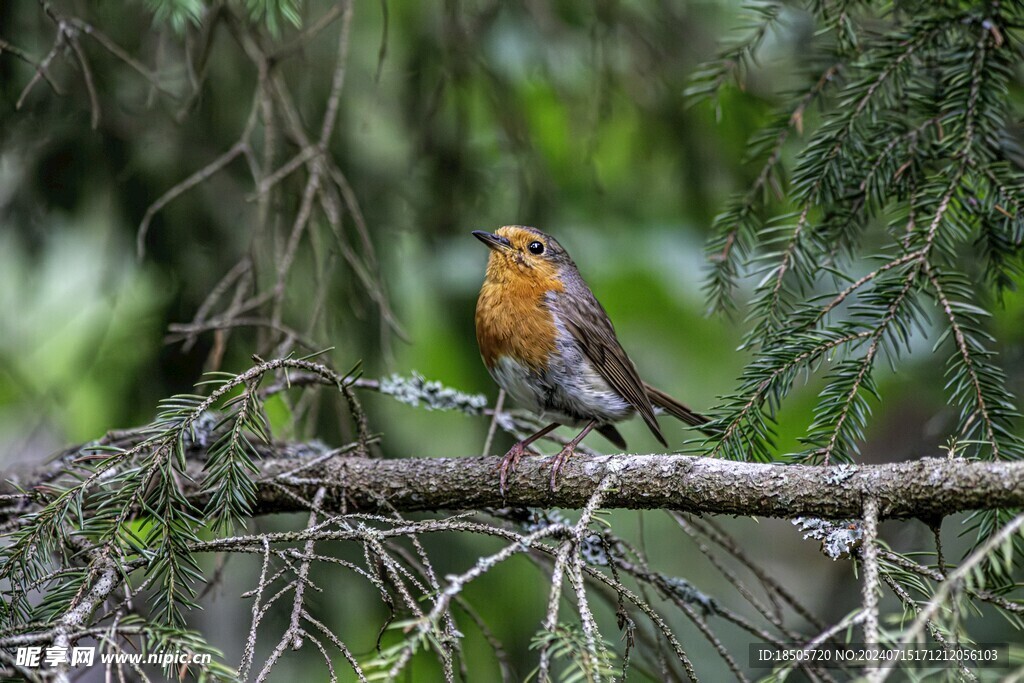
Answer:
[[4, 0, 1017, 466], [0, 0, 776, 460]]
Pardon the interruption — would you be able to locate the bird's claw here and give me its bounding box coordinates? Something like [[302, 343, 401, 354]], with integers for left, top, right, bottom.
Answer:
[[497, 430, 577, 494], [498, 441, 531, 497], [541, 445, 576, 492]]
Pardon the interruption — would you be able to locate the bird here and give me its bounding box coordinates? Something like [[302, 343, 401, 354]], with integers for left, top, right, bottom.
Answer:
[[472, 225, 709, 494]]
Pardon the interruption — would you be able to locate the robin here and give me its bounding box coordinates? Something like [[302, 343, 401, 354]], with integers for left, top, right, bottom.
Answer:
[[473, 225, 709, 494]]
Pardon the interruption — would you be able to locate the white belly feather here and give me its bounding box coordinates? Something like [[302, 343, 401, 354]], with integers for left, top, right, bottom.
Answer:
[[488, 343, 633, 427], [490, 355, 547, 414]]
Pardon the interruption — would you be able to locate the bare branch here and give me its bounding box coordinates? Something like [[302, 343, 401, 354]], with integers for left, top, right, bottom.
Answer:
[[0, 36, 63, 95], [7, 447, 1023, 521], [859, 498, 881, 673]]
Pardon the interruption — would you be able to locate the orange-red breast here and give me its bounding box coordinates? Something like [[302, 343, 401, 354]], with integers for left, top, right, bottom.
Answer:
[[473, 225, 708, 493]]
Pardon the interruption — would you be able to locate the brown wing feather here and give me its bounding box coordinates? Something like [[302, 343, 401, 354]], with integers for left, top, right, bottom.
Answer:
[[560, 289, 668, 447]]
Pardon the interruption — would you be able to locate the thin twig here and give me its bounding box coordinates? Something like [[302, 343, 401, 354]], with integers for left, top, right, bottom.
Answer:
[[481, 389, 506, 457], [875, 513, 1024, 681]]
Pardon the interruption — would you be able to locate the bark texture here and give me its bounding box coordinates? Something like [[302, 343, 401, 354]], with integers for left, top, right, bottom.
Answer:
[[253, 452, 1024, 518], [9, 443, 1018, 520]]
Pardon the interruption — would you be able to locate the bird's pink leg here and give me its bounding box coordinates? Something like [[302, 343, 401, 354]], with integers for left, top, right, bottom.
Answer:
[[498, 422, 560, 496], [546, 420, 597, 491]]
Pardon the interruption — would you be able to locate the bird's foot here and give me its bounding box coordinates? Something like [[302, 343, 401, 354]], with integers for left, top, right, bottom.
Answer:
[[543, 443, 578, 492], [498, 441, 533, 497], [540, 420, 596, 491]]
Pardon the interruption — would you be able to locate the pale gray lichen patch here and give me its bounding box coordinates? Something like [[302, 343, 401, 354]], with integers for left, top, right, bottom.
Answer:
[[602, 457, 629, 475], [280, 440, 331, 459], [793, 517, 864, 560], [183, 410, 220, 450], [379, 372, 488, 414], [825, 463, 858, 485], [662, 576, 717, 616], [579, 533, 610, 566], [523, 509, 570, 534], [699, 457, 735, 473]]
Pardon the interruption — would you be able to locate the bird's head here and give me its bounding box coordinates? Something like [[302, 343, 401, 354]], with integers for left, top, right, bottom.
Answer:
[[472, 226, 575, 287]]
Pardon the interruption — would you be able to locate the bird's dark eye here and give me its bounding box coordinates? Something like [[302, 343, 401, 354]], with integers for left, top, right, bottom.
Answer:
[[527, 241, 545, 255]]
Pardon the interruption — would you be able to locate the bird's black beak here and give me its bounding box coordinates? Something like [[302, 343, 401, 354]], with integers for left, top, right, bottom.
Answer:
[[472, 230, 512, 252]]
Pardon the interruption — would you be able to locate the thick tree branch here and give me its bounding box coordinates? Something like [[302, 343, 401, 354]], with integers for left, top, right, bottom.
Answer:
[[254, 452, 1022, 518], [6, 443, 1022, 520]]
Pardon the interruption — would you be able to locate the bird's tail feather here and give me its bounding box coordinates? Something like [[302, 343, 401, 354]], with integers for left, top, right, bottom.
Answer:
[[597, 423, 627, 449], [643, 382, 710, 429]]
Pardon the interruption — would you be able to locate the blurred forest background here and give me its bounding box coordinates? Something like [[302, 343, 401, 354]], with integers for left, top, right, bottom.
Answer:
[[1, 0, 1023, 681]]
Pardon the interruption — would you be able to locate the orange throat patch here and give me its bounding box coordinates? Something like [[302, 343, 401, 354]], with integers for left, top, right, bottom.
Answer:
[[475, 255, 564, 371]]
